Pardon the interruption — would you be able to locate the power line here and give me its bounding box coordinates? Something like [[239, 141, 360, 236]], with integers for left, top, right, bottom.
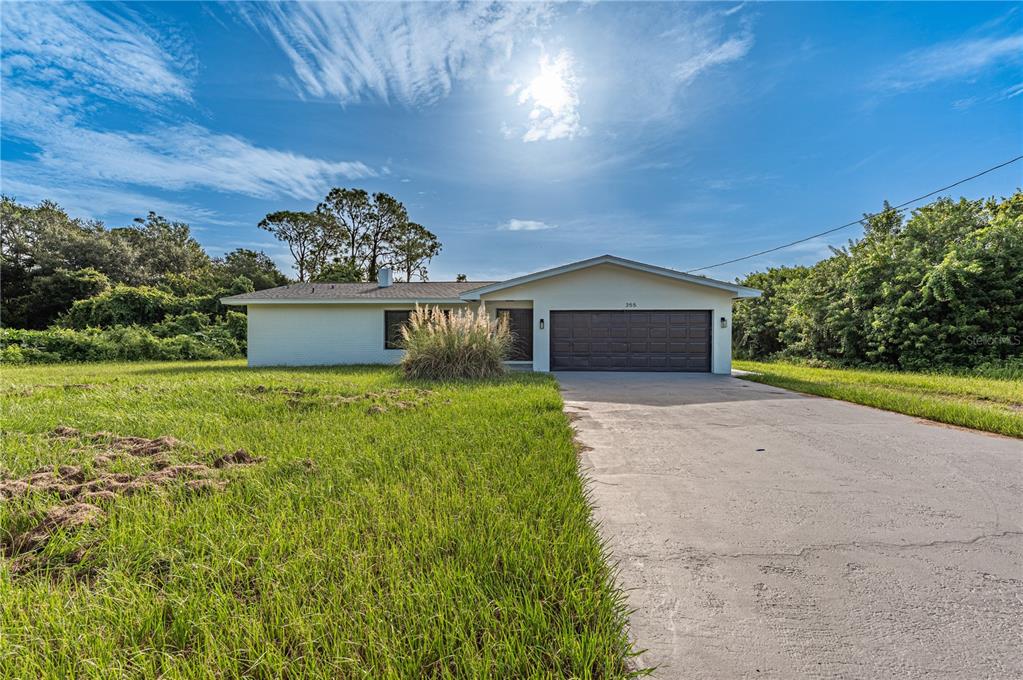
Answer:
[[685, 155, 1023, 273]]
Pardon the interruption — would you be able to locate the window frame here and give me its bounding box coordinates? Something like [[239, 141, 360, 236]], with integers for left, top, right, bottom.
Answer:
[[384, 310, 412, 350]]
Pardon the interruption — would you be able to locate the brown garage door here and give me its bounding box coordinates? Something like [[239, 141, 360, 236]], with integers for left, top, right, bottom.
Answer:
[[550, 310, 711, 372]]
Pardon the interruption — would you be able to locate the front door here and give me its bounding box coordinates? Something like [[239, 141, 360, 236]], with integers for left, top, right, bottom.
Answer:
[[497, 309, 534, 361]]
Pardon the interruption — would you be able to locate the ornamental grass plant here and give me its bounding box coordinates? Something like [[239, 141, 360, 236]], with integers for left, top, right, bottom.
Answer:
[[400, 304, 511, 379]]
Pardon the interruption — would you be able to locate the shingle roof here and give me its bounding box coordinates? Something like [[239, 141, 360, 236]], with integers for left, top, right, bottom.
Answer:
[[221, 281, 496, 303]]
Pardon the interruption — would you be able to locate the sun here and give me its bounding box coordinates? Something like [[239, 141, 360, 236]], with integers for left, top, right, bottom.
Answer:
[[521, 51, 576, 115]]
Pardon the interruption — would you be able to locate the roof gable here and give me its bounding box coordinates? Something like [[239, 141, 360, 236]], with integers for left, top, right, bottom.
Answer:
[[459, 255, 760, 300]]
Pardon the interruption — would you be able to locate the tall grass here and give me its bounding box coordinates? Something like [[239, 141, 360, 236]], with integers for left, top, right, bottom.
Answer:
[[735, 360, 1023, 438], [0, 361, 638, 678], [400, 305, 511, 380]]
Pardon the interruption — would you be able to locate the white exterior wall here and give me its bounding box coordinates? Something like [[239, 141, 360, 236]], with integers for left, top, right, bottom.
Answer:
[[480, 263, 737, 374], [246, 303, 461, 366]]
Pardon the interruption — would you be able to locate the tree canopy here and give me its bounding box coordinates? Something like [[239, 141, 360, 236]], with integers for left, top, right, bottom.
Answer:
[[0, 196, 287, 330], [263, 187, 441, 283], [732, 190, 1023, 371]]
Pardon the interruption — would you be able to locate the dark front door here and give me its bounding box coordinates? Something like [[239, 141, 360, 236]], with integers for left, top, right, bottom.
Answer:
[[497, 308, 534, 361], [550, 310, 711, 371]]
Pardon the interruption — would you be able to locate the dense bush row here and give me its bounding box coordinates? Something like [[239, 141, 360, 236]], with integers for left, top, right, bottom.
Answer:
[[1, 312, 247, 364], [733, 191, 1023, 372]]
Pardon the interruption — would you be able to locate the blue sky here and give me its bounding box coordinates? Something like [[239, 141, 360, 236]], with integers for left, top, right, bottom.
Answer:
[[2, 2, 1020, 282]]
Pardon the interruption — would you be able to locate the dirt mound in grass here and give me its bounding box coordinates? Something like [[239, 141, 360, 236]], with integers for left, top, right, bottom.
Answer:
[[241, 384, 438, 413], [2, 431, 262, 502], [242, 385, 309, 398], [0, 460, 246, 502], [3, 428, 263, 575], [49, 427, 181, 457], [213, 449, 264, 468], [2, 503, 105, 558], [336, 388, 437, 414]]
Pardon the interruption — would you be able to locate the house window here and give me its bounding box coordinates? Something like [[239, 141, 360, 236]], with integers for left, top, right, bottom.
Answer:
[[384, 310, 411, 349]]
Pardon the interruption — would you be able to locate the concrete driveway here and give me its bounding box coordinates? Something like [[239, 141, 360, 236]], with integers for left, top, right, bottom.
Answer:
[[559, 372, 1023, 679]]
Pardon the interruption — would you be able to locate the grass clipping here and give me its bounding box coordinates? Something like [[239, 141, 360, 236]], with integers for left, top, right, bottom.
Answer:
[[400, 304, 511, 380]]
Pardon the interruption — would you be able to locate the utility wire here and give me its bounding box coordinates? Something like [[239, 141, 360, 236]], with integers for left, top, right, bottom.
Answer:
[[685, 155, 1023, 273]]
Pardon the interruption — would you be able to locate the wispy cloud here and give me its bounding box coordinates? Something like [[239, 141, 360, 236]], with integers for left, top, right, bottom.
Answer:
[[241, 2, 548, 107], [0, 162, 224, 225], [1, 2, 193, 105], [580, 5, 755, 125], [500, 218, 558, 231], [877, 33, 1023, 92], [506, 49, 584, 142], [1, 2, 375, 213], [1001, 81, 1023, 99], [674, 33, 753, 85]]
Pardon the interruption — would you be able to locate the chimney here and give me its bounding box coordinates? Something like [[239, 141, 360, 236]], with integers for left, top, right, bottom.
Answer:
[[378, 267, 393, 288]]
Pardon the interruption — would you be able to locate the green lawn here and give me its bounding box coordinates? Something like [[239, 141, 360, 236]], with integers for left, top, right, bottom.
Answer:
[[1, 361, 637, 679], [734, 360, 1023, 438]]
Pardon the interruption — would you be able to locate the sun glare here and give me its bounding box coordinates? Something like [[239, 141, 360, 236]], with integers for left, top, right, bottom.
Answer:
[[521, 52, 575, 114], [506, 49, 584, 142]]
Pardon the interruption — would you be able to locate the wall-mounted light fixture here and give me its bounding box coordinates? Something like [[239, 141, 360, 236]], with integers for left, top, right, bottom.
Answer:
[[720, 316, 727, 328], [539, 318, 545, 330]]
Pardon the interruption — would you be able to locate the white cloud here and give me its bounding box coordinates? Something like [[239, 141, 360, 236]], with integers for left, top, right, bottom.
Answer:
[[500, 219, 558, 231], [1, 2, 375, 207], [1, 2, 193, 105], [0, 163, 224, 225], [878, 33, 1023, 92], [3, 82, 375, 201], [241, 2, 549, 107], [509, 49, 585, 142]]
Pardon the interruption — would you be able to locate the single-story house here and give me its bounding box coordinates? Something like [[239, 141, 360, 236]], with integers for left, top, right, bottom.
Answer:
[[220, 254, 761, 374]]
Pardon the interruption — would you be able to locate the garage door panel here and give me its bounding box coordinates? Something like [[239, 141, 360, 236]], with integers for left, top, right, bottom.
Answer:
[[550, 310, 711, 372]]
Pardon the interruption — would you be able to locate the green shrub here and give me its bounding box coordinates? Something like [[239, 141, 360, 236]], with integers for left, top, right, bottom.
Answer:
[[962, 356, 1023, 381], [0, 326, 241, 364], [400, 305, 510, 379], [63, 285, 180, 328], [150, 312, 212, 337], [1, 345, 25, 364], [224, 310, 248, 345]]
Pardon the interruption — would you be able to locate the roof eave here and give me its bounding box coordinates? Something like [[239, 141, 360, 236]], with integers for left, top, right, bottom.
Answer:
[[219, 297, 469, 306]]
